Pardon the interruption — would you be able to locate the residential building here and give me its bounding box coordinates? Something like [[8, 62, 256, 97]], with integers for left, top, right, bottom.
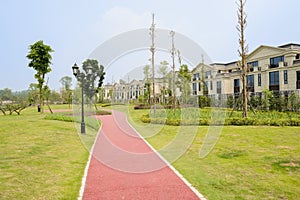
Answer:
[[191, 43, 300, 98]]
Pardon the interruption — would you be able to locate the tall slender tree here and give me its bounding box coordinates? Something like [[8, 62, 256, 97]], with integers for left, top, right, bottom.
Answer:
[[237, 0, 248, 118], [60, 76, 73, 107], [143, 65, 151, 104], [27, 40, 54, 113]]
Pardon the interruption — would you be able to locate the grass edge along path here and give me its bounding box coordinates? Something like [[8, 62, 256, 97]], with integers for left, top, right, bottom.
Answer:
[[123, 106, 300, 200], [0, 107, 98, 199]]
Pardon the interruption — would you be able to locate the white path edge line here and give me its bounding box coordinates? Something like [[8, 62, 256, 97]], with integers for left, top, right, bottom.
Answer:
[[78, 122, 103, 200], [125, 115, 207, 200]]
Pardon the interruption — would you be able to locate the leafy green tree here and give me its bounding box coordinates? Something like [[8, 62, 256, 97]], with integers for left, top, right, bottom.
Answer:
[[262, 88, 273, 111], [26, 40, 54, 113], [288, 92, 299, 111], [0, 89, 29, 115], [158, 61, 169, 104], [82, 59, 105, 101], [49, 90, 62, 104], [60, 76, 72, 90], [270, 93, 284, 111], [60, 76, 73, 107], [227, 95, 235, 108], [75, 59, 105, 109], [0, 88, 13, 101], [178, 64, 191, 104], [250, 95, 262, 110], [43, 85, 53, 113], [27, 83, 39, 105]]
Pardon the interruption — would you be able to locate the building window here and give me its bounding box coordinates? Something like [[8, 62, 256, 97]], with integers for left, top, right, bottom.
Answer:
[[297, 71, 300, 89], [269, 71, 280, 91], [217, 81, 222, 94], [247, 61, 258, 72], [192, 83, 197, 95], [204, 81, 208, 95], [258, 74, 261, 86], [234, 79, 240, 93], [193, 73, 199, 81], [205, 71, 211, 78], [210, 81, 213, 90], [247, 75, 254, 92], [198, 82, 201, 91], [284, 70, 288, 84], [270, 56, 284, 68]]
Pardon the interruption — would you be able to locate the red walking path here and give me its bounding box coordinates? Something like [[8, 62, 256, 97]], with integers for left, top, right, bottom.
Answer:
[[80, 111, 205, 200]]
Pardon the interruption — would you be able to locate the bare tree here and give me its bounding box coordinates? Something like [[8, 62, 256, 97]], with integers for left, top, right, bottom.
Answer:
[[159, 61, 169, 104], [237, 0, 248, 118], [170, 30, 176, 110]]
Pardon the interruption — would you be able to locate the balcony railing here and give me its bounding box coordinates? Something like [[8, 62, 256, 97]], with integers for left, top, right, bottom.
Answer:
[[247, 86, 255, 93], [269, 64, 278, 68], [269, 85, 280, 92], [293, 60, 300, 65]]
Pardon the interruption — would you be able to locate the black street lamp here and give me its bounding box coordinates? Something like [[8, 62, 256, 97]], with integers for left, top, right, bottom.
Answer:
[[72, 63, 92, 134]]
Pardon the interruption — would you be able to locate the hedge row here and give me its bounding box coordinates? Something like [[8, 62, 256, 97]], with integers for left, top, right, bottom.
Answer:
[[95, 109, 112, 115], [44, 114, 100, 130], [134, 104, 188, 110], [140, 115, 300, 126], [44, 114, 75, 122]]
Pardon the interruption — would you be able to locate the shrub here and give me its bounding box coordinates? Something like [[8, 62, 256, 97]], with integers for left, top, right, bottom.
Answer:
[[95, 110, 111, 115], [140, 108, 300, 127], [198, 96, 211, 108], [134, 104, 151, 110], [100, 103, 111, 107], [44, 114, 74, 122]]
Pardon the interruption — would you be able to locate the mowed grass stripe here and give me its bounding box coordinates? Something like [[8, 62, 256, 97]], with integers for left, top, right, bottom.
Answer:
[[125, 106, 300, 200], [0, 107, 92, 199]]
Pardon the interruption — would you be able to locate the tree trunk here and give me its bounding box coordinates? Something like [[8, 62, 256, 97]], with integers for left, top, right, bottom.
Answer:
[[39, 84, 43, 113], [238, 0, 248, 118], [242, 74, 248, 118]]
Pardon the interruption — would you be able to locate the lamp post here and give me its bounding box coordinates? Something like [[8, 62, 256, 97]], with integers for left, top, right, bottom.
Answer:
[[72, 63, 92, 134]]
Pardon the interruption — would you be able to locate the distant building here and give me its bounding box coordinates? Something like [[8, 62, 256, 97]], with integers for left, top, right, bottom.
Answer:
[[102, 43, 300, 103], [191, 43, 300, 98]]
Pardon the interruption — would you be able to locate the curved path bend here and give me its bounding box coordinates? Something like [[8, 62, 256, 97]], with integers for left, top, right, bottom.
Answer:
[[81, 111, 204, 200]]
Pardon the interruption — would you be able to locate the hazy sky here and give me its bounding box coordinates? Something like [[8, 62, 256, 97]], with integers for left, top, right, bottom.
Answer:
[[0, 0, 299, 91]]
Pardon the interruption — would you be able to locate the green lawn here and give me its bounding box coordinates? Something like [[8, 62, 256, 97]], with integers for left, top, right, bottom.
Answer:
[[1, 104, 299, 199], [0, 106, 98, 199], [125, 106, 300, 200]]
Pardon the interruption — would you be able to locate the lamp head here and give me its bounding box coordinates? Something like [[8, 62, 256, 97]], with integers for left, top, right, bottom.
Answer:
[[72, 63, 79, 76]]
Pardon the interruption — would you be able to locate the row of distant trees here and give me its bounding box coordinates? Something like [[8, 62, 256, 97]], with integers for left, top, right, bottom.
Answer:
[[136, 61, 191, 106], [0, 76, 72, 115], [1, 39, 105, 115]]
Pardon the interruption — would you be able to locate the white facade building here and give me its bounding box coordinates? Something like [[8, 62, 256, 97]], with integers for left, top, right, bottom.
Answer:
[[191, 43, 300, 98]]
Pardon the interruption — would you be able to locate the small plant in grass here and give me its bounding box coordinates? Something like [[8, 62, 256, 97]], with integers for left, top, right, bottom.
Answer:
[[217, 150, 248, 159], [272, 160, 300, 171]]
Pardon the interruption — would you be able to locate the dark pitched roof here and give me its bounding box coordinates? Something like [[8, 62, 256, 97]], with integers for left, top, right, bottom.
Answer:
[[278, 43, 300, 49]]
